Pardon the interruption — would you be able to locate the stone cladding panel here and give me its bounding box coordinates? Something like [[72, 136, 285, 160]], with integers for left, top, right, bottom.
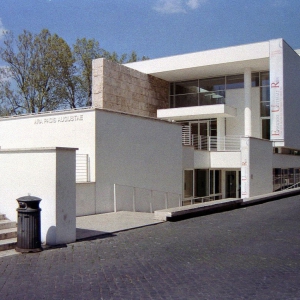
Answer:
[[92, 58, 169, 118]]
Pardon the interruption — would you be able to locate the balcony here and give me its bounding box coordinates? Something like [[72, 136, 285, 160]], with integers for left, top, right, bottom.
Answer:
[[183, 135, 241, 152]]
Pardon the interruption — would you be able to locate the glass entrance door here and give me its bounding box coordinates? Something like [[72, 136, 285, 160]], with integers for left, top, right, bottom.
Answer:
[[226, 171, 236, 198]]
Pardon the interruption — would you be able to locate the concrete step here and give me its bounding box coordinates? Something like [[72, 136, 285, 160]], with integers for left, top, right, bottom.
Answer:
[[0, 228, 17, 240], [0, 238, 17, 251], [0, 220, 17, 230]]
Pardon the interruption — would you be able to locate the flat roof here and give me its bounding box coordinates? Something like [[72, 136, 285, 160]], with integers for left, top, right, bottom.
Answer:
[[125, 40, 273, 81]]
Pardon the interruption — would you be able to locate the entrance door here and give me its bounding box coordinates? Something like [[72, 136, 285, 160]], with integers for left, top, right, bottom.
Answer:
[[226, 171, 236, 198]]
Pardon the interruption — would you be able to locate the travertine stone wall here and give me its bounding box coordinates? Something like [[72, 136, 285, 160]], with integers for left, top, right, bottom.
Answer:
[[92, 58, 169, 117]]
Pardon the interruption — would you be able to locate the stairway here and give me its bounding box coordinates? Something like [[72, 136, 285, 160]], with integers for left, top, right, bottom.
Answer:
[[0, 213, 17, 251]]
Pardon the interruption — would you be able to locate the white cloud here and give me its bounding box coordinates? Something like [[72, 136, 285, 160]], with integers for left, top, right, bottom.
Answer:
[[153, 0, 207, 14], [0, 18, 7, 40], [186, 0, 201, 9]]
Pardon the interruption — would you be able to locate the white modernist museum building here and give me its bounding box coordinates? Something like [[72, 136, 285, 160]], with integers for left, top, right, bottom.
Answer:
[[1, 38, 300, 245]]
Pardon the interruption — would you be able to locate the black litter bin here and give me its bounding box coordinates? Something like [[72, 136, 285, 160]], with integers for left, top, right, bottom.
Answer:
[[15, 196, 42, 253]]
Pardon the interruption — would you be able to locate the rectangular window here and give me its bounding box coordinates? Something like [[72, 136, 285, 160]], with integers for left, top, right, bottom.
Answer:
[[251, 72, 259, 87], [260, 72, 270, 86], [184, 170, 194, 198], [226, 74, 244, 89], [262, 119, 270, 139], [175, 80, 198, 95], [199, 77, 225, 92], [260, 102, 270, 117]]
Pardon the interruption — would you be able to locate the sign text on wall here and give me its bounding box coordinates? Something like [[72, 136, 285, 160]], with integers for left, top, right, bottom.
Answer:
[[34, 115, 84, 125]]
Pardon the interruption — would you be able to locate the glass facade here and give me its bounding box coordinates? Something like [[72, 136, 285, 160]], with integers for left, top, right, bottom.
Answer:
[[170, 72, 269, 109], [273, 168, 300, 191]]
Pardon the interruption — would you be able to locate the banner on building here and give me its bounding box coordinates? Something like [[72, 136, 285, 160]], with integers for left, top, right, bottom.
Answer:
[[270, 39, 284, 140], [241, 138, 250, 198]]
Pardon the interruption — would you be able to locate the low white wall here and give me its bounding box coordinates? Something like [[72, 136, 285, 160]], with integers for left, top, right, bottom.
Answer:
[[244, 138, 273, 197], [0, 109, 96, 181], [76, 182, 96, 216], [95, 110, 183, 213], [0, 147, 76, 245]]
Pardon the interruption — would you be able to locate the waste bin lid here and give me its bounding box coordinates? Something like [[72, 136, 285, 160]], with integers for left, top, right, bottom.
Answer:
[[17, 196, 42, 203]]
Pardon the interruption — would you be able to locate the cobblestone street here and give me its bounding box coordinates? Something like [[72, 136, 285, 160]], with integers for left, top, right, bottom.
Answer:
[[1, 196, 300, 299]]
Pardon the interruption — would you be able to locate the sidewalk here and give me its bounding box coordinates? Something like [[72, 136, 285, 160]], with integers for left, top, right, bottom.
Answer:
[[76, 211, 163, 240]]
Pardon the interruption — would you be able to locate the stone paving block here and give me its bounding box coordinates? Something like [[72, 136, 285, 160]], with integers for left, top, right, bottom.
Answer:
[[0, 196, 300, 299]]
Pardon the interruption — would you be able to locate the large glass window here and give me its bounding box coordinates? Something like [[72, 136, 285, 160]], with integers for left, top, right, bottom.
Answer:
[[251, 72, 260, 87], [175, 80, 198, 95], [210, 170, 221, 195], [260, 72, 270, 86], [170, 71, 269, 109], [226, 74, 244, 89], [184, 170, 194, 199], [199, 77, 225, 92]]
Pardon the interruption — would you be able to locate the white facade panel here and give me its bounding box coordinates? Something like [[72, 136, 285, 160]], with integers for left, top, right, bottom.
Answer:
[[249, 138, 273, 196], [281, 40, 300, 149], [225, 87, 260, 138], [210, 152, 241, 169], [0, 110, 96, 181], [95, 110, 183, 213]]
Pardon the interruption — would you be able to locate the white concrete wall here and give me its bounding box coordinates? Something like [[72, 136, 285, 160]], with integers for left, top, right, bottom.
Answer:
[[226, 87, 260, 138], [182, 146, 194, 169], [273, 154, 300, 168], [282, 40, 300, 149], [194, 150, 210, 169], [94, 110, 183, 213], [76, 183, 96, 216], [0, 109, 96, 181], [210, 152, 241, 169], [0, 147, 76, 245], [248, 138, 273, 196]]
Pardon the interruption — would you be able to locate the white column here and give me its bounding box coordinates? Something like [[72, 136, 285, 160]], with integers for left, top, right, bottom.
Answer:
[[217, 117, 225, 150], [244, 68, 252, 136]]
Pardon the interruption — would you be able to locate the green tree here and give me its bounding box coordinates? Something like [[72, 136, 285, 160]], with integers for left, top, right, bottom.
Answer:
[[73, 38, 103, 106], [0, 29, 76, 114], [0, 29, 149, 116]]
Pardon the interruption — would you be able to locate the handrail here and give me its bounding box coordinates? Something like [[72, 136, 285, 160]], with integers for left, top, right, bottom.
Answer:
[[184, 134, 241, 151], [114, 183, 182, 213], [285, 182, 300, 190]]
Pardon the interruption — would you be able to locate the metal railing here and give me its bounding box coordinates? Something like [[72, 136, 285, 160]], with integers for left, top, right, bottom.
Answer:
[[273, 175, 300, 191], [185, 135, 241, 151], [182, 194, 222, 205], [76, 154, 90, 182], [114, 183, 182, 213]]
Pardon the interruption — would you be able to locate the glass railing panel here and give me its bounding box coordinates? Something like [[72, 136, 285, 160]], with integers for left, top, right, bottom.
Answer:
[[171, 91, 225, 108]]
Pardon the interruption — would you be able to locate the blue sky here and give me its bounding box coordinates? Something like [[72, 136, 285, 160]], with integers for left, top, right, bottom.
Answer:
[[1, 0, 300, 59]]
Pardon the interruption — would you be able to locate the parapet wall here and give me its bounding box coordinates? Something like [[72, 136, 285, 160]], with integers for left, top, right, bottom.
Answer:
[[92, 58, 169, 118]]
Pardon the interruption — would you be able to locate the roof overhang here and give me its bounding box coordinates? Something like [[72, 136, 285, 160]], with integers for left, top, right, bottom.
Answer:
[[125, 41, 270, 82], [157, 104, 237, 121]]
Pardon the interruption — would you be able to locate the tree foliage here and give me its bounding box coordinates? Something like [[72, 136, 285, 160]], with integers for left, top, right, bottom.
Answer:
[[0, 29, 148, 115]]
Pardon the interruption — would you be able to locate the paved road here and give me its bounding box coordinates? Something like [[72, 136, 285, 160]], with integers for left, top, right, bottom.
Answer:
[[0, 196, 300, 300]]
